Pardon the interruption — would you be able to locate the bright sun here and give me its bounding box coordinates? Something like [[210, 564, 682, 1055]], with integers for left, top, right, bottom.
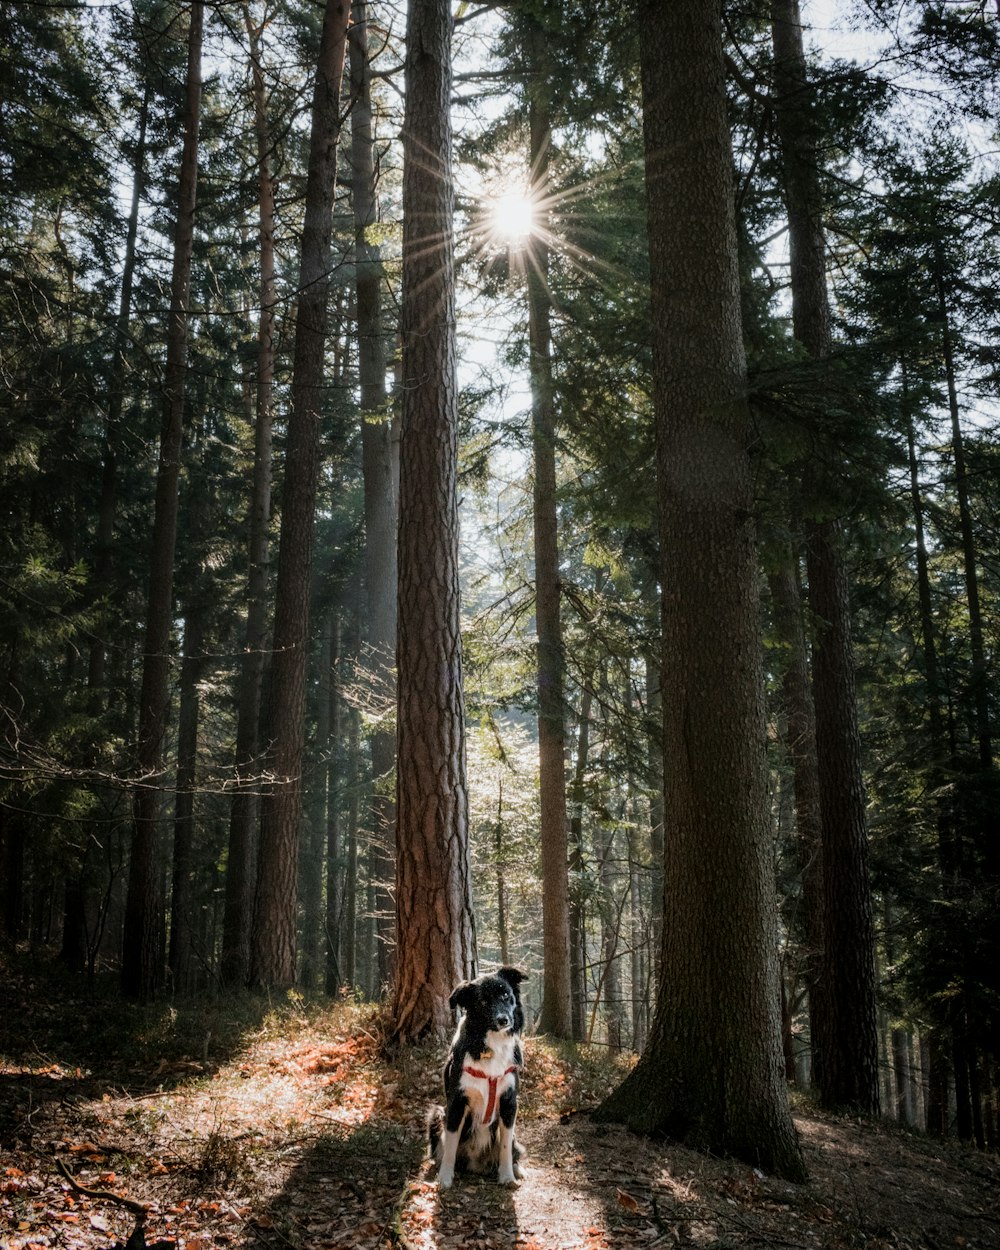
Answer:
[[488, 188, 537, 245]]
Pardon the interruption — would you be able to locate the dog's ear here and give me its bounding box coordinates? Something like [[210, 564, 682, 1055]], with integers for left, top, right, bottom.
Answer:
[[449, 981, 477, 1013], [497, 966, 527, 990]]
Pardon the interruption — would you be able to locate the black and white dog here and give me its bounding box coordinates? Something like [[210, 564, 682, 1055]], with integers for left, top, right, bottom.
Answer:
[[428, 967, 528, 1188]]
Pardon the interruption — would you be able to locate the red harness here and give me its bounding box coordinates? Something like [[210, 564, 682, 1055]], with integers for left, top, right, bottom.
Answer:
[[463, 1064, 518, 1125]]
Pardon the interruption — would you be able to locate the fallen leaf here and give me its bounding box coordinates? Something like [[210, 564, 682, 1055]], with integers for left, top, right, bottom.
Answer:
[[616, 1189, 641, 1213]]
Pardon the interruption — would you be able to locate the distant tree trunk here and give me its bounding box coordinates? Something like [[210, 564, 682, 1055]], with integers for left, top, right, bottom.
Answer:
[[89, 87, 148, 699], [597, 815, 623, 1054], [301, 612, 333, 991], [221, 1, 278, 990], [644, 646, 664, 980], [525, 14, 572, 1041], [168, 602, 206, 993], [495, 780, 510, 966], [934, 263, 992, 770], [350, 0, 398, 990], [770, 0, 879, 1115], [391, 0, 476, 1043], [596, 0, 805, 1181], [766, 548, 824, 1064], [569, 683, 593, 1040], [249, 0, 350, 990], [325, 614, 344, 994], [122, 0, 203, 1002]]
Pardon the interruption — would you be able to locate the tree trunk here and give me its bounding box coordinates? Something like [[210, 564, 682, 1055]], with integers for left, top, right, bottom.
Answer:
[[325, 614, 344, 994], [569, 683, 593, 1040], [766, 548, 824, 1072], [770, 0, 879, 1114], [221, 1, 278, 989], [89, 87, 148, 699], [350, 0, 398, 989], [644, 647, 664, 982], [525, 14, 572, 1041], [596, 0, 805, 1181], [249, 0, 350, 989], [391, 0, 476, 1043], [168, 602, 206, 993], [122, 0, 203, 1002], [301, 611, 333, 991], [934, 262, 992, 769]]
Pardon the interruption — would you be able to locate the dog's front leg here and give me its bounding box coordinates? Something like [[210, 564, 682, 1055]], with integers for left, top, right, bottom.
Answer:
[[437, 1095, 467, 1189], [496, 1086, 518, 1185]]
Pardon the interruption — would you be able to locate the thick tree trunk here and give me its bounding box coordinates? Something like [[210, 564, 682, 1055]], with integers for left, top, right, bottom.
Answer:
[[249, 0, 350, 989], [525, 17, 573, 1041], [122, 1, 203, 1002], [391, 0, 476, 1043], [221, 2, 278, 989], [350, 0, 398, 989], [596, 0, 805, 1181], [770, 0, 879, 1114]]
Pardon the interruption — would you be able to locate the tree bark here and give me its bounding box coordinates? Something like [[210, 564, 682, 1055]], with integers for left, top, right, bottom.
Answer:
[[391, 0, 476, 1043], [596, 0, 805, 1181], [122, 0, 203, 1002], [350, 0, 398, 989], [770, 0, 879, 1114], [249, 0, 350, 989]]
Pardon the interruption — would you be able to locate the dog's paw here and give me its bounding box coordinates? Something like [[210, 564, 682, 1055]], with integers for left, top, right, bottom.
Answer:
[[437, 1168, 454, 1189], [498, 1168, 519, 1186], [513, 1161, 527, 1180]]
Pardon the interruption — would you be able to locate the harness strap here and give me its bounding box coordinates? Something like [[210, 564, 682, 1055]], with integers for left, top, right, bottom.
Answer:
[[463, 1064, 518, 1125]]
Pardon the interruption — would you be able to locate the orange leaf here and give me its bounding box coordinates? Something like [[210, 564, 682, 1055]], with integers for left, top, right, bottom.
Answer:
[[616, 1188, 641, 1212]]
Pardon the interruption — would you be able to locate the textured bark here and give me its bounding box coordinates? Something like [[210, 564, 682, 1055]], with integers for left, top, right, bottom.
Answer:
[[391, 0, 476, 1043], [221, 3, 278, 989], [770, 0, 879, 1114], [249, 0, 350, 989], [122, 1, 203, 1002], [596, 0, 805, 1181], [350, 1, 397, 986]]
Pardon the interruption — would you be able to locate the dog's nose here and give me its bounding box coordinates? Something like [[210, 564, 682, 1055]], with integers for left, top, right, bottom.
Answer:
[[496, 1013, 510, 1029]]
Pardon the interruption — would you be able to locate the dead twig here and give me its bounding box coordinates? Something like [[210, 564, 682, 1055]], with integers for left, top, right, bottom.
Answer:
[[56, 1157, 149, 1217]]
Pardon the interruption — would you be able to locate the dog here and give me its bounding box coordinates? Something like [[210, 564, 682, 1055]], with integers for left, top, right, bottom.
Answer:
[[428, 966, 528, 1188]]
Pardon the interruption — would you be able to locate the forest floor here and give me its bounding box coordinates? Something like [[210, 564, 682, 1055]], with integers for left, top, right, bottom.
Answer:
[[1, 962, 997, 1250]]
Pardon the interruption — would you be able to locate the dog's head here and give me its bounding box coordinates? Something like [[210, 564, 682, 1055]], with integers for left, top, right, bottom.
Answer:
[[449, 966, 527, 1036]]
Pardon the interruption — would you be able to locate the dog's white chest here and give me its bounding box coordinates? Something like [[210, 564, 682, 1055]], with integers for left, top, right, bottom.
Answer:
[[460, 1035, 519, 1125]]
